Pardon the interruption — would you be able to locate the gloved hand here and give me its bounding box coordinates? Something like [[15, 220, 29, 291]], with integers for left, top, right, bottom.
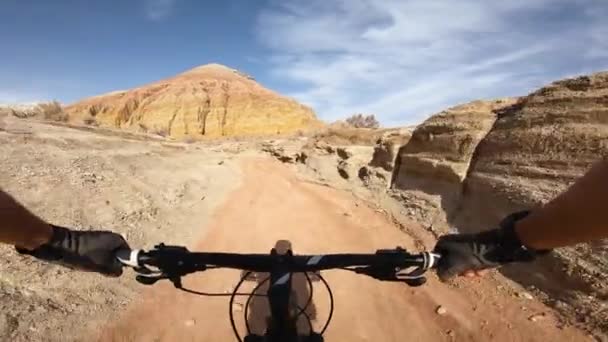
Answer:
[[433, 211, 550, 281], [16, 225, 129, 277]]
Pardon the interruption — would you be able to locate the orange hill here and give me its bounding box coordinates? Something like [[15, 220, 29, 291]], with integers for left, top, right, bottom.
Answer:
[[66, 63, 322, 138]]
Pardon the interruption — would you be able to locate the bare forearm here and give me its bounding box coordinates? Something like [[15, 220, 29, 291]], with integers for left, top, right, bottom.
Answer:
[[0, 190, 53, 250], [516, 159, 608, 250]]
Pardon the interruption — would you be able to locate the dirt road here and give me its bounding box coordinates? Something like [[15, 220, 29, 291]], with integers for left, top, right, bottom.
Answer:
[[100, 159, 590, 342]]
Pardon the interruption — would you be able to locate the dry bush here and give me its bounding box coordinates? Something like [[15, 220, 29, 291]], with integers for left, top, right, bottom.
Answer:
[[138, 123, 149, 133], [345, 114, 380, 129], [38, 101, 68, 122]]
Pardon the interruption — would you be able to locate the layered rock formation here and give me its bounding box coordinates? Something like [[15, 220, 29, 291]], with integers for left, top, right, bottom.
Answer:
[[66, 64, 321, 138], [392, 71, 608, 335], [391, 99, 517, 231], [457, 73, 608, 334], [462, 74, 608, 226]]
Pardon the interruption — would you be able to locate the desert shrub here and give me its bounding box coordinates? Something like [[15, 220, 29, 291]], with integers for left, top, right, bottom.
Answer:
[[138, 123, 149, 132], [345, 113, 380, 129], [38, 101, 68, 122]]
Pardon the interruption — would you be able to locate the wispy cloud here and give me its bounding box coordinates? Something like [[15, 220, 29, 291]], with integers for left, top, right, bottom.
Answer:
[[586, 2, 608, 58], [257, 0, 608, 126], [143, 0, 176, 21], [0, 90, 47, 105]]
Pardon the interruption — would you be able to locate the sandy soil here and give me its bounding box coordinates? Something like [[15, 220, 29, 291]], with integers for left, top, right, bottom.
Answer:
[[0, 115, 246, 341], [99, 159, 591, 342]]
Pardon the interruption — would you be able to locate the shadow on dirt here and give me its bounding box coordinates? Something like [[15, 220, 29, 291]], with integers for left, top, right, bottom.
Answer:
[[238, 240, 318, 336], [240, 271, 318, 336]]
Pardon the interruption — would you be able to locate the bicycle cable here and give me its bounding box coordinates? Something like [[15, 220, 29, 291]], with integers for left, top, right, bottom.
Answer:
[[230, 271, 253, 342]]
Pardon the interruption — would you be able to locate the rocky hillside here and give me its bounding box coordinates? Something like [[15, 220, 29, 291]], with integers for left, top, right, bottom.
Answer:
[[65, 64, 321, 138], [391, 71, 608, 336]]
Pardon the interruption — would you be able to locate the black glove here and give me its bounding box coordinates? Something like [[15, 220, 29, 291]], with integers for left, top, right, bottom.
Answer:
[[433, 211, 550, 281], [16, 225, 129, 277]]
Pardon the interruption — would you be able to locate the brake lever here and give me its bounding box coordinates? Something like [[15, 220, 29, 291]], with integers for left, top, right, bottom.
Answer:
[[352, 249, 440, 287], [146, 244, 207, 273], [135, 273, 185, 288], [352, 266, 427, 287], [126, 244, 206, 287], [394, 251, 441, 286], [395, 267, 427, 287], [136, 274, 163, 285]]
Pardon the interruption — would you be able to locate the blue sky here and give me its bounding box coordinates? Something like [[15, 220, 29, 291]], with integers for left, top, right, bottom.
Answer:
[[1, 0, 607, 126]]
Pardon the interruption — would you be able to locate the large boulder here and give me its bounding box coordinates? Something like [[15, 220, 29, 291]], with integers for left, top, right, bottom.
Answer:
[[65, 64, 322, 138]]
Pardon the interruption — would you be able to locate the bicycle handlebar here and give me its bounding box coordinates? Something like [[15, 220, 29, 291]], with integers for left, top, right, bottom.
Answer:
[[117, 243, 441, 287], [116, 243, 442, 341]]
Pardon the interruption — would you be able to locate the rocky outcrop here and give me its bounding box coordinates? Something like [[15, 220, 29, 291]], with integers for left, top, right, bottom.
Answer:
[[369, 128, 413, 172], [393, 99, 517, 185], [455, 73, 608, 335], [260, 139, 308, 164], [458, 73, 608, 230], [391, 71, 608, 336], [262, 128, 413, 192], [391, 99, 517, 230], [66, 64, 322, 138]]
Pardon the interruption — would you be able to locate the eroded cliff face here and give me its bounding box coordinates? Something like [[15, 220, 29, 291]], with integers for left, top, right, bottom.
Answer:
[[457, 74, 608, 334], [66, 64, 322, 138], [461, 73, 608, 227], [392, 72, 608, 335], [390, 99, 518, 232]]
